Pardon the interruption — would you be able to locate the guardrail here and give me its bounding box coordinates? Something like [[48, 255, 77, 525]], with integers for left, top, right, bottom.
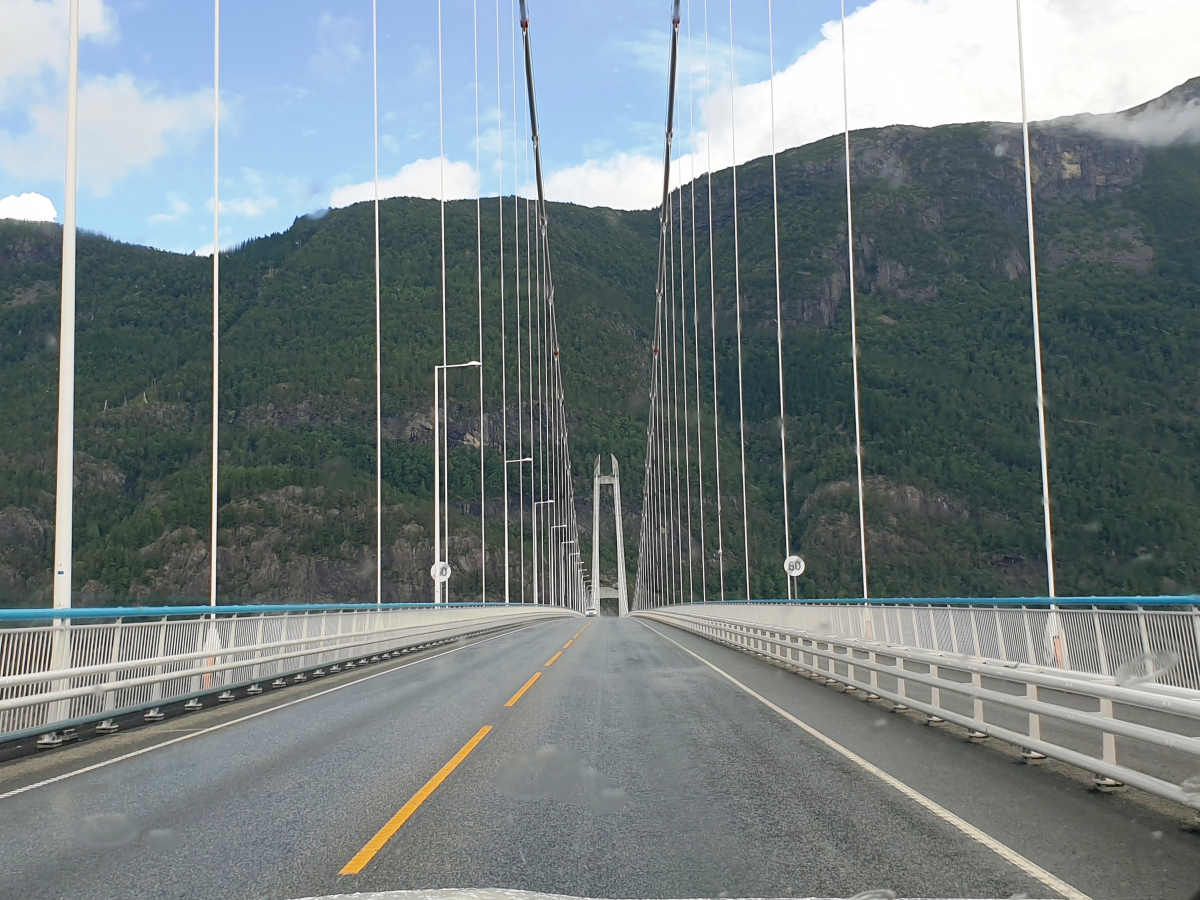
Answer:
[[0, 602, 575, 743], [640, 599, 1200, 689], [638, 605, 1200, 814]]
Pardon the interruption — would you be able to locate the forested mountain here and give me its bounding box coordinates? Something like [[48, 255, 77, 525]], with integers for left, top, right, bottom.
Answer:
[[3, 78, 1199, 606]]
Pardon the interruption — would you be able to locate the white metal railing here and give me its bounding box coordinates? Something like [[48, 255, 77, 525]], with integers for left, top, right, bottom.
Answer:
[[0, 603, 572, 740], [646, 601, 1200, 690], [639, 605, 1200, 814]]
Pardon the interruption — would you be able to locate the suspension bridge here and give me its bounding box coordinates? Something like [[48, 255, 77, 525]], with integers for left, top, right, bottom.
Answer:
[[1, 2, 1199, 899]]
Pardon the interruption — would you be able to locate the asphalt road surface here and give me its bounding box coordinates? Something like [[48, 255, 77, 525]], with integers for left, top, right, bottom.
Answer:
[[0, 615, 1196, 900]]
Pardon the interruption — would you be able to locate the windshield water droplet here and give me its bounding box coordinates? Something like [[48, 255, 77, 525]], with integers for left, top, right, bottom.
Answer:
[[1115, 650, 1180, 686], [77, 813, 139, 848]]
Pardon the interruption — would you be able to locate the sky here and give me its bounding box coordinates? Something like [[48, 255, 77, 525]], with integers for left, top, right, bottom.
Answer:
[[1, 0, 1199, 254]]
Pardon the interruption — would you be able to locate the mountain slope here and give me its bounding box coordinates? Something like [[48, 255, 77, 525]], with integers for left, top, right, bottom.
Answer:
[[2, 79, 1200, 604]]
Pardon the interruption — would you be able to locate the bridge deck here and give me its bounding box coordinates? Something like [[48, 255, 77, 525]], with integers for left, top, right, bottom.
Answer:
[[0, 617, 1193, 900]]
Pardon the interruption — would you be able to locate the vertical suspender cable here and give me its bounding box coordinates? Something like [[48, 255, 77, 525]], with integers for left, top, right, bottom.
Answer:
[[209, 0, 220, 608], [526, 193, 535, 603], [703, 0, 725, 602], [372, 0, 383, 605], [474, 0, 487, 603], [1015, 0, 1056, 598], [495, 0, 510, 603], [685, 0, 707, 604], [767, 0, 792, 599], [512, 0, 527, 602], [672, 187, 681, 602], [726, 0, 751, 601], [840, 0, 869, 599], [52, 0, 79, 613], [677, 176, 694, 604], [436, 0, 449, 602]]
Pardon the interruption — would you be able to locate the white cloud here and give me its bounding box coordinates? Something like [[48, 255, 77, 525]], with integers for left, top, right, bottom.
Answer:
[[205, 169, 279, 219], [0, 0, 117, 105], [220, 196, 276, 218], [0, 73, 213, 195], [147, 193, 189, 224], [550, 0, 1200, 210], [0, 1, 214, 195], [330, 157, 479, 208], [543, 153, 664, 210], [1066, 92, 1200, 146], [309, 13, 363, 81], [0, 191, 56, 221]]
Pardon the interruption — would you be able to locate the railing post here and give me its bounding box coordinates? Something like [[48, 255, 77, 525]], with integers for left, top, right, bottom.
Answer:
[[251, 613, 266, 683], [1027, 681, 1041, 742], [947, 607, 962, 655], [101, 619, 123, 713], [1022, 607, 1038, 665], [1092, 606, 1111, 677], [1137, 607, 1153, 665], [994, 607, 1010, 663], [150, 617, 168, 703], [46, 617, 72, 726], [1099, 696, 1117, 767]]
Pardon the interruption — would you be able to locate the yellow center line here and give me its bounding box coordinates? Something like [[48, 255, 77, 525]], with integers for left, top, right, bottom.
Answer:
[[504, 671, 541, 707], [563, 639, 574, 649], [339, 725, 492, 875], [545, 651, 563, 667]]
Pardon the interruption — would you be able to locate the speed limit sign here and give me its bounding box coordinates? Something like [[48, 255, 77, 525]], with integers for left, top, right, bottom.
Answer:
[[783, 555, 806, 578], [430, 561, 452, 583]]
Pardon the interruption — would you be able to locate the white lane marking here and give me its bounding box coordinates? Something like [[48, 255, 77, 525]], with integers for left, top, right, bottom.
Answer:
[[0, 623, 544, 802], [638, 619, 1091, 900]]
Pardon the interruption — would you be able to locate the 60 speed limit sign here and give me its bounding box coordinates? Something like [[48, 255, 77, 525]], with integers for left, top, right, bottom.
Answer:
[[783, 555, 806, 578]]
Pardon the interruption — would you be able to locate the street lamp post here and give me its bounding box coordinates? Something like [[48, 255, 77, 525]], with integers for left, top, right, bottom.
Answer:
[[550, 525, 568, 606], [433, 361, 481, 603], [504, 456, 533, 604], [562, 541, 580, 610], [532, 499, 554, 606]]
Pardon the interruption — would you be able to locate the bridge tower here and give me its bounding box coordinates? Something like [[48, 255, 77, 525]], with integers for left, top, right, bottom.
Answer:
[[591, 454, 629, 617]]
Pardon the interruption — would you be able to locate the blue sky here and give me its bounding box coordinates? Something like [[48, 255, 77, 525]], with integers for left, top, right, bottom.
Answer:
[[2, 0, 1198, 254]]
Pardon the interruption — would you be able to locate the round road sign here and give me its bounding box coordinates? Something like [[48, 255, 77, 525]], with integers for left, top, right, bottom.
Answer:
[[783, 555, 806, 578], [430, 561, 452, 583]]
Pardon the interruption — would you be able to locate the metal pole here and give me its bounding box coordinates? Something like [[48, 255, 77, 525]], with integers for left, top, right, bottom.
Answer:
[[52, 0, 80, 613], [506, 455, 532, 604], [48, 0, 81, 728]]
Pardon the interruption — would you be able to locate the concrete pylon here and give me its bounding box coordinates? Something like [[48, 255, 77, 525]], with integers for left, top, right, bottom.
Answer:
[[591, 454, 629, 617]]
